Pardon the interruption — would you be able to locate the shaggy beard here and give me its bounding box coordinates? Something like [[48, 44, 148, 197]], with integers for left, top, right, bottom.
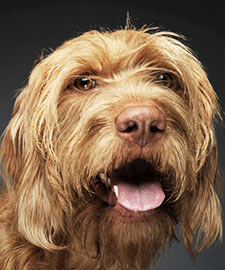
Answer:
[[72, 199, 178, 270]]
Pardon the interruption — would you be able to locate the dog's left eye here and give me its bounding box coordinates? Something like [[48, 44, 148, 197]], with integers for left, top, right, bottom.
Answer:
[[156, 73, 176, 89], [73, 77, 96, 91]]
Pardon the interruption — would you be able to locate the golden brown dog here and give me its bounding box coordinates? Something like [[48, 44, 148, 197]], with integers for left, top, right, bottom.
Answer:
[[0, 25, 222, 270]]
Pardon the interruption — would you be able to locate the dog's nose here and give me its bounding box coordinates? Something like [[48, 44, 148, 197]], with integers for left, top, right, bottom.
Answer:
[[115, 106, 166, 147]]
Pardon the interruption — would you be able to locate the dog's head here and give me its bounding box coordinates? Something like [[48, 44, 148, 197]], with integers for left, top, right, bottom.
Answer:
[[1, 27, 222, 268]]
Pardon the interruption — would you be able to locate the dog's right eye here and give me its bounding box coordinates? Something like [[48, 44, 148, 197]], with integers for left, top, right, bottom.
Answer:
[[73, 77, 96, 92]]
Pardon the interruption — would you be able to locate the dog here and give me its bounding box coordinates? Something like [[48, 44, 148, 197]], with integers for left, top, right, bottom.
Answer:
[[0, 25, 222, 270]]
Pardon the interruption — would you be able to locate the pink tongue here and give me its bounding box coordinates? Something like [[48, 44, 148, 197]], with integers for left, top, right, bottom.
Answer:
[[116, 182, 165, 212]]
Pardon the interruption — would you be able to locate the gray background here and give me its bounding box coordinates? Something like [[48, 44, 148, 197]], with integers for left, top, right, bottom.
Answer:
[[0, 1, 224, 269]]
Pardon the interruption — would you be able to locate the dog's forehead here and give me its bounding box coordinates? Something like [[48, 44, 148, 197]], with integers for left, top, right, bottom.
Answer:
[[70, 31, 142, 61], [77, 29, 152, 50], [64, 30, 182, 70]]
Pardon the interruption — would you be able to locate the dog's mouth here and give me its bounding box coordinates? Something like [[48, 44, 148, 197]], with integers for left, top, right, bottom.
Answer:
[[93, 158, 166, 212]]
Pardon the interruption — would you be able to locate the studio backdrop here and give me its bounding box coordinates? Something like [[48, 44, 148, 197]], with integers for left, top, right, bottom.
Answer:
[[0, 1, 224, 269]]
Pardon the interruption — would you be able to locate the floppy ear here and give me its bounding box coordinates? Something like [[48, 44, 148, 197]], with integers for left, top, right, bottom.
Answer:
[[180, 60, 222, 257], [0, 57, 72, 251], [181, 145, 222, 257]]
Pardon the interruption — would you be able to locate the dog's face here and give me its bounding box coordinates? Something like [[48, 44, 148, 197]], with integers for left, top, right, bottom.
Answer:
[[1, 28, 222, 269]]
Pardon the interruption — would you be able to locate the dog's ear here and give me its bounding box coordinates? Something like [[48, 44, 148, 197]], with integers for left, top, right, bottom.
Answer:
[[181, 145, 222, 257], [180, 60, 223, 257], [0, 58, 71, 251]]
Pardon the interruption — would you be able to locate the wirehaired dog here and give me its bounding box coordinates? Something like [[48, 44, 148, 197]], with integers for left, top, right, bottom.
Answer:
[[0, 25, 222, 270]]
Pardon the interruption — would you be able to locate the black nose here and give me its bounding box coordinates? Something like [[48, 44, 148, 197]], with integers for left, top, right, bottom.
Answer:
[[115, 106, 166, 147]]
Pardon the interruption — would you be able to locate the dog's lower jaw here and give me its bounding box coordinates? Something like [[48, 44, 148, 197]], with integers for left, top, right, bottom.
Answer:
[[75, 159, 178, 269], [70, 194, 178, 270]]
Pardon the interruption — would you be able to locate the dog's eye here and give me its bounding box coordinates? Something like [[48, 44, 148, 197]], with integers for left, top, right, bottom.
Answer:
[[156, 73, 175, 89], [73, 77, 96, 91]]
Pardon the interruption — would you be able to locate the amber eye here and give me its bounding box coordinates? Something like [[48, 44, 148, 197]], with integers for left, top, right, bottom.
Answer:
[[73, 77, 96, 91], [156, 73, 175, 88]]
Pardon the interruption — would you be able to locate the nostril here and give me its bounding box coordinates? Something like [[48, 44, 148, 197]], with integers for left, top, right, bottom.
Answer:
[[149, 123, 165, 134], [150, 125, 160, 133], [123, 121, 138, 133], [116, 120, 139, 134]]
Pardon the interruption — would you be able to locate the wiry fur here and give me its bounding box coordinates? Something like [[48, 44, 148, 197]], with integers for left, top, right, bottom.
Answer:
[[0, 26, 222, 270]]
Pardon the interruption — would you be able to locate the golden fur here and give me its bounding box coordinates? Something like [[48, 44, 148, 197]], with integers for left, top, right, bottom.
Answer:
[[0, 26, 222, 270]]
